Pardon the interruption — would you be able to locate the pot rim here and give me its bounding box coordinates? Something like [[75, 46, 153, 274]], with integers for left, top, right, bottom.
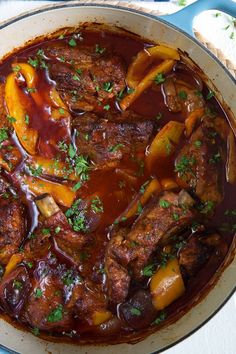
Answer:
[[0, 2, 235, 353]]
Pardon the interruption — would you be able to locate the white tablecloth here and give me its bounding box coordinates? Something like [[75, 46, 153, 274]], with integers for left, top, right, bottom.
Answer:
[[0, 1, 235, 354]]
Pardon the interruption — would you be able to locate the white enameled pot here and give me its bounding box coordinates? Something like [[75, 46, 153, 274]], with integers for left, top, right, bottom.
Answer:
[[0, 1, 235, 353]]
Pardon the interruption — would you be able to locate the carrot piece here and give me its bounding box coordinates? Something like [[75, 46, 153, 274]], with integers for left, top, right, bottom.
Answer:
[[120, 59, 176, 110], [185, 107, 205, 137], [150, 258, 185, 310], [127, 45, 180, 88], [24, 176, 76, 207], [5, 72, 38, 155], [92, 310, 112, 326], [146, 121, 185, 172]]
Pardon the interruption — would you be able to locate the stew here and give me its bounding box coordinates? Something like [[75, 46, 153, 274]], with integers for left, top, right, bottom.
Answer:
[[0, 24, 235, 344]]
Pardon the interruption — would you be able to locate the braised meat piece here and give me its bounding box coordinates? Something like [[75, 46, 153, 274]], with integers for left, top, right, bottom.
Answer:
[[179, 233, 227, 279], [73, 112, 154, 167], [46, 43, 126, 112], [162, 76, 205, 115], [175, 116, 224, 205], [0, 177, 26, 265], [105, 191, 195, 303]]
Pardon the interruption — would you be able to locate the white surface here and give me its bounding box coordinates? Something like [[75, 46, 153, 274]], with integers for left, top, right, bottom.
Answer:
[[0, 1, 235, 354]]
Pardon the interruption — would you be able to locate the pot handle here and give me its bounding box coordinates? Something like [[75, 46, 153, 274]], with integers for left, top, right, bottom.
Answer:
[[160, 0, 236, 37]]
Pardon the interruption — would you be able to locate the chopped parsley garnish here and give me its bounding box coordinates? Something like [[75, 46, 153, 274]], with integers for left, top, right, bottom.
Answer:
[[194, 140, 202, 148], [0, 128, 8, 144], [103, 104, 110, 111], [137, 201, 143, 215], [198, 200, 215, 214], [26, 87, 37, 93], [108, 143, 124, 153], [26, 261, 33, 268], [152, 311, 166, 325], [130, 307, 141, 316], [28, 57, 39, 68], [95, 44, 106, 54], [25, 114, 30, 124], [72, 74, 80, 81], [72, 181, 82, 191], [127, 87, 135, 94], [209, 152, 221, 164], [160, 252, 175, 268], [156, 112, 163, 120], [62, 270, 74, 286], [73, 155, 90, 181], [65, 199, 87, 232], [42, 228, 50, 235], [7, 115, 16, 123], [76, 68, 83, 75], [154, 72, 165, 84], [13, 280, 23, 290], [206, 91, 215, 100], [175, 155, 196, 177], [91, 196, 104, 213], [159, 199, 170, 209], [58, 34, 65, 39], [28, 164, 43, 177], [142, 263, 156, 277], [12, 65, 21, 72], [54, 226, 61, 234], [178, 90, 187, 100], [59, 108, 65, 115], [47, 304, 63, 322], [172, 212, 179, 221], [103, 81, 113, 92], [140, 180, 150, 194], [34, 288, 43, 298], [68, 144, 76, 159], [117, 88, 125, 100], [68, 38, 77, 47], [32, 327, 40, 336]]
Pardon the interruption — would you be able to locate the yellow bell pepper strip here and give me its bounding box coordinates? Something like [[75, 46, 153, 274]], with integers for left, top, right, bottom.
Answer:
[[92, 310, 112, 326], [146, 121, 185, 172], [115, 178, 162, 222], [150, 258, 185, 310], [120, 59, 176, 111], [24, 176, 76, 207], [4, 254, 23, 277], [5, 72, 38, 155], [185, 107, 205, 137], [127, 45, 180, 88], [29, 155, 77, 181], [160, 178, 179, 191]]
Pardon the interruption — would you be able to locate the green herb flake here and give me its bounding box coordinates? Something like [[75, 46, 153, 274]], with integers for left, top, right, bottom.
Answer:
[[28, 57, 39, 68], [34, 288, 43, 298], [68, 38, 77, 47], [130, 307, 141, 316], [154, 72, 165, 84], [172, 212, 179, 221], [206, 91, 215, 100], [91, 196, 104, 214], [32, 327, 40, 336], [137, 201, 143, 215], [153, 311, 167, 325], [13, 280, 23, 290], [103, 104, 110, 111], [68, 144, 76, 159], [0, 128, 8, 143], [25, 114, 30, 125], [194, 140, 202, 148], [47, 304, 63, 322], [142, 263, 156, 277], [26, 261, 33, 268], [42, 228, 50, 235], [156, 112, 163, 121], [26, 87, 37, 94], [103, 82, 113, 93], [178, 90, 187, 100], [59, 108, 65, 115], [159, 199, 170, 209], [199, 200, 215, 214], [108, 143, 124, 153], [12, 65, 21, 72], [7, 115, 16, 123], [72, 181, 81, 191], [209, 152, 221, 164], [177, 0, 187, 6], [28, 164, 43, 177], [175, 155, 196, 177], [58, 34, 65, 39], [95, 44, 106, 54], [54, 226, 61, 234]]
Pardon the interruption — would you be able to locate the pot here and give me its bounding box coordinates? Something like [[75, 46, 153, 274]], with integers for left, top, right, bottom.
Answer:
[[0, 1, 236, 353]]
